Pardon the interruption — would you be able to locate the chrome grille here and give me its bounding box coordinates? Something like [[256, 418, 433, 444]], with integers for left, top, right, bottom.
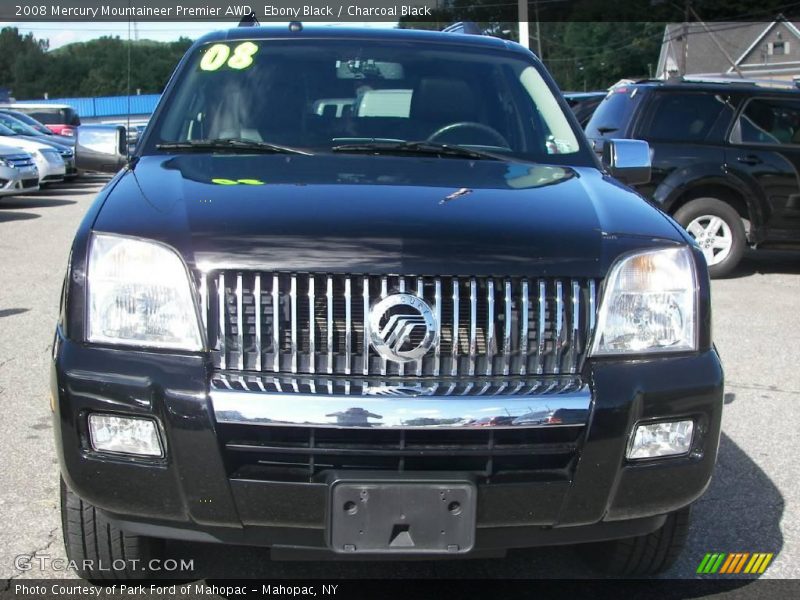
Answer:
[[203, 273, 598, 377]]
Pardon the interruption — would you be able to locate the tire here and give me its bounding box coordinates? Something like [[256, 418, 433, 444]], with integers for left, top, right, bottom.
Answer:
[[673, 197, 746, 278], [578, 506, 691, 576], [60, 478, 164, 581]]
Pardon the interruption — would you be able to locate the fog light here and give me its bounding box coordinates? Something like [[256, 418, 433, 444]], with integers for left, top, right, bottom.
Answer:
[[88, 414, 163, 457], [627, 420, 694, 460]]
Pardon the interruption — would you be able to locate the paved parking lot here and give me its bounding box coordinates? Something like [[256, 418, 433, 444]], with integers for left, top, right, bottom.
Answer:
[[1, 178, 799, 584]]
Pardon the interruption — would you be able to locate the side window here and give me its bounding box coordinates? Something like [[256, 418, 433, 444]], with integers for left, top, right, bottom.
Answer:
[[585, 87, 643, 140], [732, 98, 800, 146], [639, 92, 728, 142]]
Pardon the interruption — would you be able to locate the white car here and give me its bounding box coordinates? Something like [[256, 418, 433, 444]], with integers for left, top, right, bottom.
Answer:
[[0, 144, 39, 197], [0, 134, 65, 184]]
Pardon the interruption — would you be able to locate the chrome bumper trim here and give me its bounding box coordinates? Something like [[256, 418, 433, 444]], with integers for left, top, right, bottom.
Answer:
[[210, 384, 591, 429]]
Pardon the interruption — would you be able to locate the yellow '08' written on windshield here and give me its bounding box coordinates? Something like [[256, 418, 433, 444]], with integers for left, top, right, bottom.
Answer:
[[199, 42, 259, 71]]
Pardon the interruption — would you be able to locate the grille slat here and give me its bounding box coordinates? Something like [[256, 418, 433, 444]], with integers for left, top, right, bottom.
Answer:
[[362, 277, 370, 376], [451, 278, 460, 377], [308, 276, 315, 374], [569, 279, 580, 375], [398, 277, 405, 376], [536, 279, 546, 375], [520, 280, 529, 376], [468, 279, 477, 376], [326, 276, 333, 375], [553, 280, 564, 375], [236, 273, 244, 371], [344, 276, 352, 375], [434, 278, 442, 377], [272, 275, 280, 372], [486, 279, 495, 376], [415, 277, 424, 376], [380, 276, 388, 376], [217, 273, 227, 370], [254, 274, 262, 371], [209, 273, 597, 377], [503, 279, 512, 376], [290, 275, 298, 373]]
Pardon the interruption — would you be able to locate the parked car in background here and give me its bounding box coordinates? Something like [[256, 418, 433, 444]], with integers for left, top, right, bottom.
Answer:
[[0, 103, 81, 137], [0, 108, 75, 147], [0, 144, 38, 196], [586, 77, 800, 277], [0, 113, 76, 179], [0, 123, 65, 184], [564, 91, 607, 127]]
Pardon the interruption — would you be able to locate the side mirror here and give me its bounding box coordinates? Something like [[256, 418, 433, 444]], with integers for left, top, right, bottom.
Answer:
[[75, 125, 127, 173], [602, 139, 651, 185]]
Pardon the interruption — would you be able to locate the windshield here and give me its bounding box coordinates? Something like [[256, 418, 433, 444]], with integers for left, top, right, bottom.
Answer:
[[144, 39, 589, 164], [2, 111, 52, 134], [26, 108, 77, 125], [0, 114, 38, 136], [0, 123, 17, 136]]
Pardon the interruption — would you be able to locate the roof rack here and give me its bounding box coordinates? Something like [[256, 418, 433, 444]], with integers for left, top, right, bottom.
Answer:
[[442, 22, 483, 35], [238, 12, 259, 27], [651, 75, 800, 90]]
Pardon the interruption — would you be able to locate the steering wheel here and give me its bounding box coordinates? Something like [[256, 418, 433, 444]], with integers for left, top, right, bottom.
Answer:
[[427, 121, 510, 148]]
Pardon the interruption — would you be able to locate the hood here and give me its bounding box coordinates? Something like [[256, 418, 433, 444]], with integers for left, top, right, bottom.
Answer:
[[0, 143, 31, 157], [92, 153, 683, 278], [18, 135, 72, 152], [0, 135, 53, 153]]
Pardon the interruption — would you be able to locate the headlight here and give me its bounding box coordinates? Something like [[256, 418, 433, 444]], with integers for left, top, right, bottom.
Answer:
[[590, 247, 697, 355], [0, 157, 9, 167], [87, 233, 204, 350]]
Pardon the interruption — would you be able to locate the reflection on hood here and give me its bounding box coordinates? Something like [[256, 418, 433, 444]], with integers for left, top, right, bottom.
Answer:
[[159, 153, 576, 191]]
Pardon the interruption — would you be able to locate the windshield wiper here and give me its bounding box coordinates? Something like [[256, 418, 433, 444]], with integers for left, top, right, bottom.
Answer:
[[156, 138, 312, 156], [331, 141, 504, 161]]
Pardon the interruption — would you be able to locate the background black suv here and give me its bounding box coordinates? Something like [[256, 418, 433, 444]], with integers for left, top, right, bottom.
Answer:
[[586, 78, 800, 277]]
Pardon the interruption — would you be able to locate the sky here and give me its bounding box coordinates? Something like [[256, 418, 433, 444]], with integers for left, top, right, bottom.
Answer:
[[1, 21, 398, 49]]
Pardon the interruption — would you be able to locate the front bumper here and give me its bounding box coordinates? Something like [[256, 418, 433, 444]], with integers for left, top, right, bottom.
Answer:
[[0, 165, 39, 195], [53, 332, 723, 555], [63, 157, 77, 177], [34, 155, 66, 182]]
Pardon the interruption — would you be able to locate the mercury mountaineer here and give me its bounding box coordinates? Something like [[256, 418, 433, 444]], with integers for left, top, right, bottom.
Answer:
[[53, 25, 723, 579]]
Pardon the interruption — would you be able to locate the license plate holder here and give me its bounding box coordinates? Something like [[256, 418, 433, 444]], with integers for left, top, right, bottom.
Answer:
[[329, 480, 476, 554]]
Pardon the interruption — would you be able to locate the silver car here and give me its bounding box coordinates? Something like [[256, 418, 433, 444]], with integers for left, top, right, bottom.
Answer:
[[0, 144, 39, 197]]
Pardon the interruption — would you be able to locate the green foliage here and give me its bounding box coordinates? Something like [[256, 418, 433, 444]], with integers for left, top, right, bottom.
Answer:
[[0, 27, 192, 99], [399, 20, 664, 91], [544, 22, 665, 91]]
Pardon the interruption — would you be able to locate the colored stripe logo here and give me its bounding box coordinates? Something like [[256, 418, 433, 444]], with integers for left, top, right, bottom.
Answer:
[[697, 552, 774, 574]]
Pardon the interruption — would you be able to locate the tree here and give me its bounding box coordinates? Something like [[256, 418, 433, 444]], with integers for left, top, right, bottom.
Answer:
[[0, 27, 192, 99]]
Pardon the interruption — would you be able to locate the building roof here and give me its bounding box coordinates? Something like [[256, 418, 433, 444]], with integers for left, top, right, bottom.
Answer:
[[656, 19, 800, 78]]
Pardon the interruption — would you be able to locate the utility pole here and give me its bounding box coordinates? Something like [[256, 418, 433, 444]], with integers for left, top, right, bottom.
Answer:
[[534, 1, 542, 58], [689, 6, 743, 77], [680, 0, 690, 76], [518, 0, 530, 50]]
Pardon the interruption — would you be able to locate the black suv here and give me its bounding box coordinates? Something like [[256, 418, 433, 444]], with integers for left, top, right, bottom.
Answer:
[[587, 78, 800, 277], [55, 27, 722, 579]]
